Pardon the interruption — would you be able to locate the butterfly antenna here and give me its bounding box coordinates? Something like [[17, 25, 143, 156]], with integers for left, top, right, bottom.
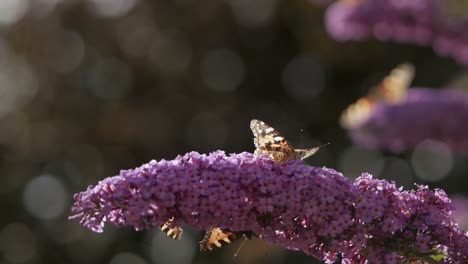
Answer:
[[313, 142, 331, 151], [300, 128, 304, 148], [319, 142, 331, 148], [232, 237, 249, 262]]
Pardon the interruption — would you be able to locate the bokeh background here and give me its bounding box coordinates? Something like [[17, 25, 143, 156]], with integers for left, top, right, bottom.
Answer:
[[0, 0, 467, 264]]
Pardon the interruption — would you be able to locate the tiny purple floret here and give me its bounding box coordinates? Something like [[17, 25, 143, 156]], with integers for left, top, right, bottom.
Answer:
[[70, 151, 467, 263]]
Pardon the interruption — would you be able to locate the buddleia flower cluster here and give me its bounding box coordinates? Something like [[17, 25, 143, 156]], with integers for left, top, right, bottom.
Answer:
[[324, 0, 468, 65], [69, 151, 467, 263]]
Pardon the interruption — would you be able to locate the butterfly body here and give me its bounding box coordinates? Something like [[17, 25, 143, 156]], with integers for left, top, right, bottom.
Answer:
[[250, 119, 323, 163]]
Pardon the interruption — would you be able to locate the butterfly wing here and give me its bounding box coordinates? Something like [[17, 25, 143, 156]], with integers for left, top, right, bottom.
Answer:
[[294, 143, 329, 160], [340, 63, 414, 129], [160, 218, 183, 240], [199, 228, 252, 252], [339, 97, 376, 129], [371, 63, 415, 104], [250, 119, 294, 163]]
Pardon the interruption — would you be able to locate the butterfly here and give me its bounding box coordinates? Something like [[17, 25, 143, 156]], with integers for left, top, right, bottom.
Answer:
[[160, 217, 183, 240], [199, 119, 322, 252], [250, 119, 327, 163], [340, 63, 415, 129], [199, 227, 253, 252]]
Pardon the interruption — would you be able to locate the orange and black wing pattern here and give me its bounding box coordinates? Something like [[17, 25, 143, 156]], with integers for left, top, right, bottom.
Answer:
[[250, 119, 295, 163], [370, 62, 415, 104], [199, 227, 253, 252], [340, 63, 415, 129], [160, 218, 183, 240]]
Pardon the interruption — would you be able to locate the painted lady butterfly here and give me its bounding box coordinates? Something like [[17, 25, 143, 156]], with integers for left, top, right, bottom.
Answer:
[[199, 227, 253, 252], [199, 119, 324, 251], [340, 63, 415, 129], [250, 119, 326, 163]]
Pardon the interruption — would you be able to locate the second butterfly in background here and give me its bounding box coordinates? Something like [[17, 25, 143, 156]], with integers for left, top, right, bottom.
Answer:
[[340, 63, 415, 129], [339, 62, 468, 155]]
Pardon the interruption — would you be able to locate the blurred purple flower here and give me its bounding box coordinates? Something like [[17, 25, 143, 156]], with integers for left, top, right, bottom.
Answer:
[[325, 0, 468, 65], [70, 151, 467, 263], [345, 88, 468, 154], [451, 194, 468, 231]]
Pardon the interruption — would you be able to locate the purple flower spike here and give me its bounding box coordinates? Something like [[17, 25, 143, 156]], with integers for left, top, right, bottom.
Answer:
[[69, 151, 467, 263], [343, 88, 468, 154], [324, 0, 468, 65]]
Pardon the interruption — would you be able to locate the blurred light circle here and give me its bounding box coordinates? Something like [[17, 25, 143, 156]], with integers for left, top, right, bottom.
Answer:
[[110, 252, 147, 264], [411, 140, 453, 182], [200, 48, 245, 92], [116, 15, 155, 58], [0, 56, 38, 118], [23, 174, 68, 220], [68, 229, 117, 263], [0, 0, 29, 26], [226, 0, 278, 28], [149, 232, 195, 264], [0, 223, 36, 263], [338, 146, 384, 179], [380, 157, 414, 188], [282, 55, 325, 101], [87, 0, 137, 17], [85, 57, 133, 100], [40, 30, 85, 73], [44, 221, 82, 244], [148, 32, 192, 75], [186, 112, 228, 152], [0, 112, 31, 160], [30, 0, 62, 17]]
